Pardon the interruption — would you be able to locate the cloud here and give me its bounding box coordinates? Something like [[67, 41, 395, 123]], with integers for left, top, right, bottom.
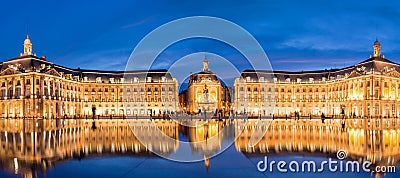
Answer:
[[61, 48, 131, 71], [274, 59, 330, 63], [280, 36, 368, 51], [3, 0, 400, 73], [121, 15, 157, 29]]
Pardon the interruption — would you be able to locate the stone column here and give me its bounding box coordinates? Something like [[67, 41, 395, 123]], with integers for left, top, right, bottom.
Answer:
[[31, 77, 34, 98], [12, 77, 16, 99], [21, 77, 24, 97]]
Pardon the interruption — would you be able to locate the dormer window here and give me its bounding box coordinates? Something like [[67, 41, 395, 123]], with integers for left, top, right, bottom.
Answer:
[[73, 76, 79, 81], [66, 74, 72, 80], [96, 77, 101, 83]]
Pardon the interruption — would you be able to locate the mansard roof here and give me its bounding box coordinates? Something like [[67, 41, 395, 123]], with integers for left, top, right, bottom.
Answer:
[[241, 56, 400, 82], [0, 55, 173, 82]]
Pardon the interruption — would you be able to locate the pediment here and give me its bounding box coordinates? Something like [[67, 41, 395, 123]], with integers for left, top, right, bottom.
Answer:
[[44, 68, 61, 77], [347, 70, 362, 78], [385, 70, 400, 78], [0, 68, 21, 76]]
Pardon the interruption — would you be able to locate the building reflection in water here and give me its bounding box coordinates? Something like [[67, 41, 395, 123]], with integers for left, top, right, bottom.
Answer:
[[186, 120, 235, 170], [236, 118, 400, 177], [128, 118, 235, 167], [0, 119, 180, 177], [0, 118, 399, 177]]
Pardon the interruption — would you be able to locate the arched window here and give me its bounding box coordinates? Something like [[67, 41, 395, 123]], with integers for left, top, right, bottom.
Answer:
[[8, 87, 13, 98]]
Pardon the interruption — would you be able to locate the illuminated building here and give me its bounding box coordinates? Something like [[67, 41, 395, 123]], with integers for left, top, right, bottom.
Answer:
[[0, 35, 179, 117], [179, 58, 231, 114], [3, 35, 400, 118], [1, 118, 398, 177], [235, 118, 400, 172], [234, 40, 400, 117], [0, 119, 179, 176]]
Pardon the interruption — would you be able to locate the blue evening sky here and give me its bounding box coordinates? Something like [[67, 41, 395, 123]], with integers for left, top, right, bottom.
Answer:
[[1, 0, 400, 72]]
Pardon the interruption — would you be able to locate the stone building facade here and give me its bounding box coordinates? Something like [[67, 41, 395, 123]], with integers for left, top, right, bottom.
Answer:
[[179, 58, 231, 114], [2, 35, 400, 118], [234, 40, 400, 117], [0, 35, 179, 117]]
